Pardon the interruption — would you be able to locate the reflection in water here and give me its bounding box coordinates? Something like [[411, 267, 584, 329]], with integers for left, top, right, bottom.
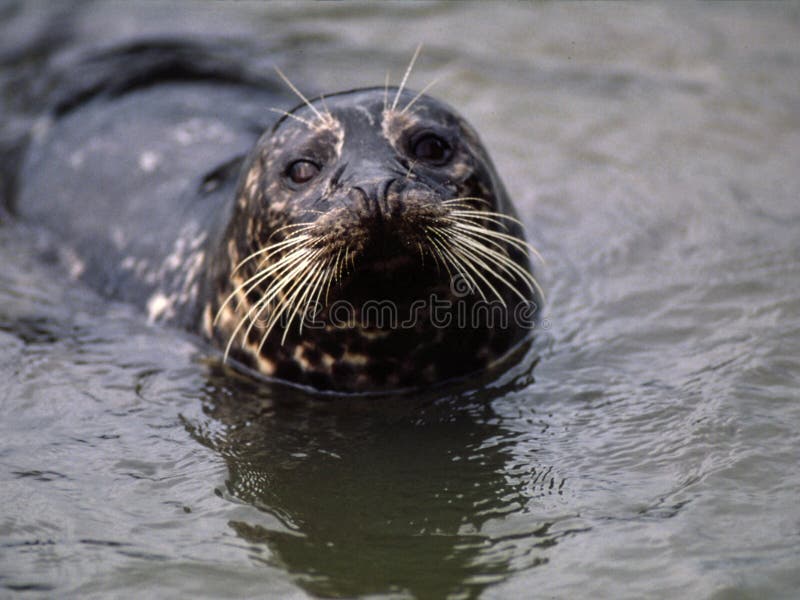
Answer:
[[190, 363, 567, 598]]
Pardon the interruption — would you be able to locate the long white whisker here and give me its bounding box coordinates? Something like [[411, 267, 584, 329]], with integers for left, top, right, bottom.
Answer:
[[451, 220, 545, 264], [401, 75, 442, 115], [425, 235, 450, 278], [441, 197, 492, 209], [303, 258, 333, 334], [255, 248, 328, 350], [460, 235, 546, 303], [434, 223, 546, 303], [391, 43, 422, 112], [383, 70, 391, 113], [274, 66, 327, 125], [318, 93, 333, 121], [280, 258, 326, 344], [249, 248, 327, 352], [447, 212, 511, 231], [268, 107, 316, 129], [442, 201, 546, 265], [442, 221, 513, 257], [231, 233, 314, 276], [435, 232, 511, 305], [216, 243, 316, 327], [446, 236, 528, 304], [329, 247, 343, 299], [223, 247, 324, 358], [427, 231, 487, 302], [432, 226, 513, 276], [448, 209, 523, 227]]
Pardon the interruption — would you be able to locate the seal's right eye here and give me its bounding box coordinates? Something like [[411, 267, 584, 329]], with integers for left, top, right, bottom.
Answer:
[[286, 160, 320, 185], [409, 132, 452, 166]]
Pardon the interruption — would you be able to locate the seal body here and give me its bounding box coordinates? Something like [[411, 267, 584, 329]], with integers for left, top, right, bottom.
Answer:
[[12, 43, 540, 393]]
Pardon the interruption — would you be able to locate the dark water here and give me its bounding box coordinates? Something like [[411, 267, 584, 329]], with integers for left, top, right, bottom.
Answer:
[[2, 2, 800, 598]]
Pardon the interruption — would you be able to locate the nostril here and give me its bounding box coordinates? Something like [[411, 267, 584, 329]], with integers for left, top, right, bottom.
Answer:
[[330, 163, 347, 188], [349, 178, 398, 217], [348, 186, 371, 213], [380, 178, 397, 204]]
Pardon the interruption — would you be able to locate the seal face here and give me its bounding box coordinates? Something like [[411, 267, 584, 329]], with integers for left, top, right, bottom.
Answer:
[[205, 87, 541, 393]]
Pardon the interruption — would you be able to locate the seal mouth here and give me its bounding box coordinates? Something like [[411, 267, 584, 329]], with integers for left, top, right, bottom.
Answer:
[[359, 253, 416, 275], [354, 231, 416, 269], [335, 234, 439, 304]]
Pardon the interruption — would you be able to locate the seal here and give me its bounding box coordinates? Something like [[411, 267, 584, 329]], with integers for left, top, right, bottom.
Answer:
[[13, 42, 542, 393], [204, 85, 542, 392]]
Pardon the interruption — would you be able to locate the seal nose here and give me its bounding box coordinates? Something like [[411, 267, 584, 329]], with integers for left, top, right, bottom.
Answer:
[[349, 176, 397, 217]]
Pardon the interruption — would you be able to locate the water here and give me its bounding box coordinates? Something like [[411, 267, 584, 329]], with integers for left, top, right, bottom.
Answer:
[[2, 2, 799, 598]]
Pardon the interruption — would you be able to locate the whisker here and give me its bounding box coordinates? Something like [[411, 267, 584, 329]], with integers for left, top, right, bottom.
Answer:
[[450, 220, 545, 264], [461, 236, 546, 303], [263, 226, 318, 251], [427, 230, 487, 302], [453, 240, 513, 278], [391, 43, 423, 112], [331, 246, 343, 284], [449, 208, 524, 229], [247, 247, 327, 353], [280, 258, 327, 344], [431, 226, 513, 276], [234, 236, 316, 280], [432, 228, 512, 304], [441, 197, 492, 209], [223, 246, 324, 358], [232, 233, 314, 275], [401, 75, 442, 115], [446, 235, 529, 304], [405, 159, 417, 180], [434, 222, 546, 303], [326, 247, 344, 305], [449, 245, 509, 306], [447, 211, 511, 232], [268, 107, 316, 130], [424, 234, 450, 278], [215, 243, 317, 326], [303, 258, 334, 334], [383, 70, 391, 114], [343, 246, 357, 278], [258, 251, 326, 349], [443, 221, 512, 257], [271, 221, 317, 236], [318, 93, 333, 121], [274, 66, 327, 125], [442, 199, 546, 266]]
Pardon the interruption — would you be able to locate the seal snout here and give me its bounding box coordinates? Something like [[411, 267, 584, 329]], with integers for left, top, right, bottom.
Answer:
[[347, 176, 397, 221], [334, 177, 447, 259]]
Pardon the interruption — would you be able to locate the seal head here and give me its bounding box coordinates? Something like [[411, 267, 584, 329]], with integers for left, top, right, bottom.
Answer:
[[206, 87, 540, 393]]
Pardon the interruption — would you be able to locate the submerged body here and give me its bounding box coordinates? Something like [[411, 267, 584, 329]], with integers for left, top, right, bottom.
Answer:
[[11, 42, 540, 393]]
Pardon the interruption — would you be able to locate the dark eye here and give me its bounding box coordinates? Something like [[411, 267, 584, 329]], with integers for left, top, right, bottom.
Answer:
[[411, 133, 452, 164], [286, 160, 320, 185]]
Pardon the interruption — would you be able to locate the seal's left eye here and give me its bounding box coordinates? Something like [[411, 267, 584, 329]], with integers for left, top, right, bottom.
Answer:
[[286, 160, 320, 184], [411, 133, 452, 165]]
